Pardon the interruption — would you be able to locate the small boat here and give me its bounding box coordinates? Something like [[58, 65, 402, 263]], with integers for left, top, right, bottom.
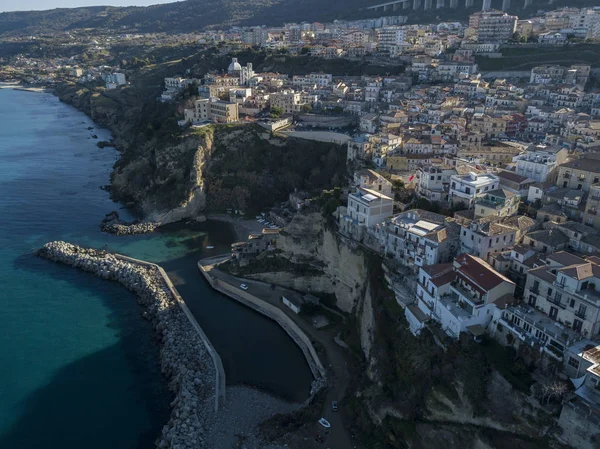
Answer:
[[206, 246, 214, 249]]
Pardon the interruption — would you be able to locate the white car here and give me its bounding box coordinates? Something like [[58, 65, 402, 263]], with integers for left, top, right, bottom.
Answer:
[[318, 418, 331, 429], [240, 284, 249, 291]]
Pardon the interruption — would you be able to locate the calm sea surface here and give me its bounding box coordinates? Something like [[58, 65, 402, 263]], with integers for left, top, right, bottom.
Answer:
[[0, 89, 312, 449]]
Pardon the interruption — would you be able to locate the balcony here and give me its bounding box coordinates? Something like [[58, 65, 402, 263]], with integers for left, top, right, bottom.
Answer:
[[450, 282, 484, 306], [475, 198, 504, 210], [548, 296, 566, 309], [575, 309, 587, 320]]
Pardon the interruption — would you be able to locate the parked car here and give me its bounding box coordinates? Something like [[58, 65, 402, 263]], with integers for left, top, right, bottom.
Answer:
[[331, 401, 338, 411], [240, 284, 249, 291], [318, 418, 331, 428]]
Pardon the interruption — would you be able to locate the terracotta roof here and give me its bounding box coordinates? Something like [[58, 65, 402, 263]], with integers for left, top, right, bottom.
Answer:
[[586, 255, 600, 265], [486, 188, 516, 199], [561, 157, 600, 173], [502, 215, 535, 231], [558, 263, 594, 280], [526, 229, 569, 247], [422, 262, 454, 278], [546, 251, 587, 267], [527, 264, 557, 283], [455, 254, 515, 292], [497, 170, 530, 184]]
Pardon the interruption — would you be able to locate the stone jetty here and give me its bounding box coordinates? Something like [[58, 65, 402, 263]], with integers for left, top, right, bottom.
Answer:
[[37, 241, 215, 449], [101, 211, 159, 236]]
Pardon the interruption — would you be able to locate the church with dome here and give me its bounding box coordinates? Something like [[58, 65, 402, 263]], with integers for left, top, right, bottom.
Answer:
[[227, 57, 255, 86]]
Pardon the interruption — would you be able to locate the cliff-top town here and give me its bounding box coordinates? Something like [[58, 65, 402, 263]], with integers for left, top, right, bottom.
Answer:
[[7, 3, 600, 449]]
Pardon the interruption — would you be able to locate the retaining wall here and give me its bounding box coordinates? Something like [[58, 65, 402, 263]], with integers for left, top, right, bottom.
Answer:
[[197, 261, 326, 380]]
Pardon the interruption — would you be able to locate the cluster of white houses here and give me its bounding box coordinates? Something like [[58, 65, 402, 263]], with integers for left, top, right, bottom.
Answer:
[[335, 162, 600, 447]]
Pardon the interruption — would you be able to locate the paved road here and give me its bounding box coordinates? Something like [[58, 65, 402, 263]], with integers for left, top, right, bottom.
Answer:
[[204, 264, 361, 449]]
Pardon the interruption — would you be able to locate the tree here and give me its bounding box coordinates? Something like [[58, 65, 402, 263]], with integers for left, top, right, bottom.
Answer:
[[301, 104, 312, 113], [270, 106, 284, 118]]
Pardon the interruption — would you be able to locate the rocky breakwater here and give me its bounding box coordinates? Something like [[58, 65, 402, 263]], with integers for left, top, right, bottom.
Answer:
[[37, 241, 215, 449], [101, 211, 159, 236]]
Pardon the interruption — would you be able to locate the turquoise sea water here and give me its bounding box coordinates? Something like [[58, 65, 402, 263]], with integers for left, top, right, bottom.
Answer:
[[0, 89, 312, 449]]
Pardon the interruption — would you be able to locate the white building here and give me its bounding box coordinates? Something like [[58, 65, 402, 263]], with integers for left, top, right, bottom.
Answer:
[[184, 98, 239, 124], [353, 169, 393, 196], [406, 254, 515, 339], [377, 26, 406, 52], [379, 209, 459, 270], [459, 217, 518, 261], [513, 144, 568, 183], [346, 187, 394, 228], [449, 172, 499, 207]]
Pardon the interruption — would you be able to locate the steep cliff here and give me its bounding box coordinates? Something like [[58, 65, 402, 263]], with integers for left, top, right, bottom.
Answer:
[[246, 213, 369, 313], [56, 82, 347, 221]]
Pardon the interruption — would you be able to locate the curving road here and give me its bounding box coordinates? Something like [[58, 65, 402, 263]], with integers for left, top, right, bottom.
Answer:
[[202, 262, 362, 449]]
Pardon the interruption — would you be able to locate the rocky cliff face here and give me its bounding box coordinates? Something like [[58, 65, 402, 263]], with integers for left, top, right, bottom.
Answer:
[[247, 213, 368, 313]]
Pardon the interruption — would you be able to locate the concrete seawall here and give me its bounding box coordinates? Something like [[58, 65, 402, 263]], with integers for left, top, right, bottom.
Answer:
[[116, 254, 226, 412], [197, 258, 326, 381]]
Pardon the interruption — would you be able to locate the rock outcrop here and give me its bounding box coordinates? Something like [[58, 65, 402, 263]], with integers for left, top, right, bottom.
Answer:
[[101, 211, 160, 235], [246, 213, 368, 313], [37, 241, 215, 449]]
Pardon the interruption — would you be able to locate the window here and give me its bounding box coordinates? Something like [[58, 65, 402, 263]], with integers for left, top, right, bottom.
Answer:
[[548, 288, 553, 297], [430, 175, 435, 180], [465, 187, 471, 194], [573, 319, 583, 332], [567, 356, 580, 369], [570, 298, 575, 308], [437, 176, 441, 180], [485, 186, 488, 191], [496, 238, 499, 243], [481, 208, 485, 214], [463, 230, 467, 236]]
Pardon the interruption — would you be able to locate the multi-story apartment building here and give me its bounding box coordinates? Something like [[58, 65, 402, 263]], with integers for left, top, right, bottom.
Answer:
[[378, 209, 459, 270], [184, 98, 239, 124], [558, 156, 600, 192], [341, 186, 394, 238], [514, 144, 569, 183], [474, 189, 520, 219], [353, 169, 393, 196], [470, 114, 508, 139], [583, 184, 600, 228], [449, 172, 499, 207], [241, 28, 269, 45], [417, 165, 456, 202], [407, 254, 516, 339], [459, 216, 518, 261], [269, 90, 316, 114], [472, 10, 518, 43], [376, 26, 406, 52], [522, 252, 600, 343]]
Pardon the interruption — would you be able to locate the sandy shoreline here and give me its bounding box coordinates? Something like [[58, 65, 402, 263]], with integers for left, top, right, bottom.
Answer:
[[0, 82, 50, 93]]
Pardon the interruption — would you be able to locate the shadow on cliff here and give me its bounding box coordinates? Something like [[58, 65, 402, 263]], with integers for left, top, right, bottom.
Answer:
[[0, 344, 164, 449]]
